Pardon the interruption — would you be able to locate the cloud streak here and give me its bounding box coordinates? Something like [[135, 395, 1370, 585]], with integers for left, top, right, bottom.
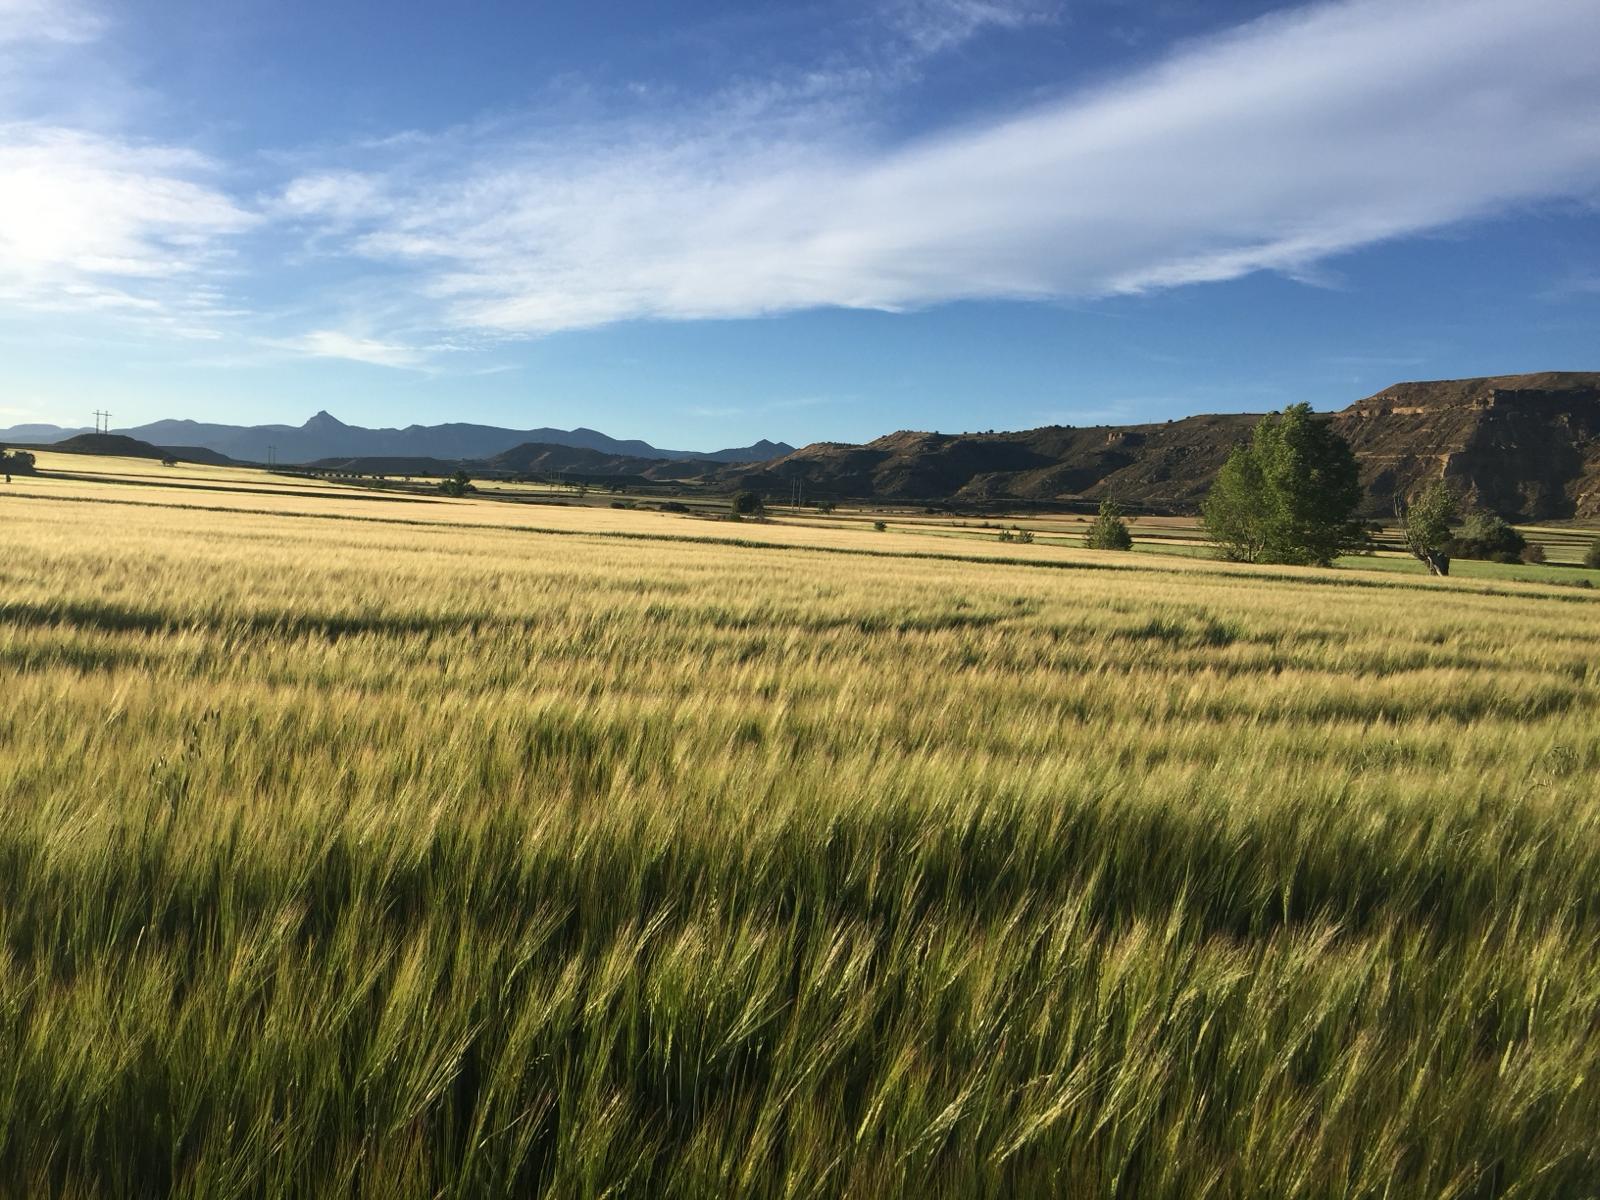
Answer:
[[888, 0, 1058, 57], [0, 5, 255, 336], [284, 329, 426, 369], [0, 125, 256, 334], [5, 0, 1600, 363], [0, 0, 100, 46], [282, 0, 1600, 338]]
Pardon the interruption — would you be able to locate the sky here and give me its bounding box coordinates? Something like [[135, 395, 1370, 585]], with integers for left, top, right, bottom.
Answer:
[[1, 0, 1598, 449]]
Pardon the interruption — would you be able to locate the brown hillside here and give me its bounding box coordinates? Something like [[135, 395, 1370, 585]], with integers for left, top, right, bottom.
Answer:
[[485, 442, 712, 482], [727, 415, 1260, 511], [1330, 372, 1600, 518], [725, 373, 1600, 518]]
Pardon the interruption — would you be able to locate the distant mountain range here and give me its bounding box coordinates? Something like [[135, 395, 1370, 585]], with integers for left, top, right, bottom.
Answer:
[[12, 375, 1600, 519], [0, 410, 793, 466]]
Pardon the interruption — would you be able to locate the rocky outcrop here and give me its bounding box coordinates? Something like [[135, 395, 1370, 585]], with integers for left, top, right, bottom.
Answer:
[[1331, 373, 1600, 517]]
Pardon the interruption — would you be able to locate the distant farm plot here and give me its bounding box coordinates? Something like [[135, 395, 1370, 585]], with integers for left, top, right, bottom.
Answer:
[[2, 461, 1598, 1197]]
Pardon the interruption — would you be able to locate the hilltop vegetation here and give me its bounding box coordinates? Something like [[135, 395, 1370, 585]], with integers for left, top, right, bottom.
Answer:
[[0, 460, 1597, 1196]]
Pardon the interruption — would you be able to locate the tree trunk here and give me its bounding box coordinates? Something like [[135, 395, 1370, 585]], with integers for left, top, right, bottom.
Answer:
[[1422, 550, 1450, 576]]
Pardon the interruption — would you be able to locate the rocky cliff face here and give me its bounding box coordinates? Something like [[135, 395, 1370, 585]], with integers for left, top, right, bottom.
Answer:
[[1331, 373, 1600, 518], [727, 373, 1600, 518]]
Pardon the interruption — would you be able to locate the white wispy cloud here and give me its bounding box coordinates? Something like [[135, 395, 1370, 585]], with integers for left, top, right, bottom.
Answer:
[[5, 0, 1600, 365], [285, 330, 426, 369], [274, 0, 1600, 340], [275, 170, 390, 221], [0, 125, 257, 332], [888, 0, 1058, 57], [0, 128, 252, 276], [0, 3, 258, 337], [0, 0, 100, 45]]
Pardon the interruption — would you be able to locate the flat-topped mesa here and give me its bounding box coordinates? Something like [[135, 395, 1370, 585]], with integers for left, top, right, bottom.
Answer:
[[867, 430, 959, 454], [1342, 372, 1600, 417], [1334, 373, 1600, 517]]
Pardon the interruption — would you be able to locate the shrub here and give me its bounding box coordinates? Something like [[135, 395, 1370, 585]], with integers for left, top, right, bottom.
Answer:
[[1084, 499, 1133, 551], [437, 470, 475, 497], [659, 501, 690, 514], [1446, 513, 1525, 563], [873, 520, 887, 532], [1519, 543, 1546, 565], [1584, 540, 1600, 570], [732, 491, 764, 515]]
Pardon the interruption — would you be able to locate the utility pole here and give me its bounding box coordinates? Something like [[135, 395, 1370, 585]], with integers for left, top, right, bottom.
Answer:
[[93, 410, 112, 434], [266, 445, 277, 468]]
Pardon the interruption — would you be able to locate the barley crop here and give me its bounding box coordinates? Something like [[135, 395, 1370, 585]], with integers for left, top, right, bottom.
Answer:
[[2, 480, 1598, 1198]]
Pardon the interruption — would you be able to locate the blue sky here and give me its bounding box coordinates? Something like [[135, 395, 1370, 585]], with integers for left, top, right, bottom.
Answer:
[[1, 0, 1597, 448]]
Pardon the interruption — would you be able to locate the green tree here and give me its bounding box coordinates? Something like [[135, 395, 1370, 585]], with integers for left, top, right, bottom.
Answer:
[[1201, 403, 1362, 566], [0, 447, 35, 478], [1399, 479, 1456, 576], [731, 490, 764, 515], [438, 469, 474, 498], [1084, 498, 1133, 551], [1201, 442, 1270, 563]]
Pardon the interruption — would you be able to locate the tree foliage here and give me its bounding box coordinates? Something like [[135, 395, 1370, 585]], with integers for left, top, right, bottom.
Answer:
[[1446, 512, 1526, 564], [731, 490, 764, 515], [437, 470, 474, 497], [1399, 479, 1456, 576], [1201, 404, 1362, 566], [0, 447, 36, 476], [1084, 498, 1133, 551]]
